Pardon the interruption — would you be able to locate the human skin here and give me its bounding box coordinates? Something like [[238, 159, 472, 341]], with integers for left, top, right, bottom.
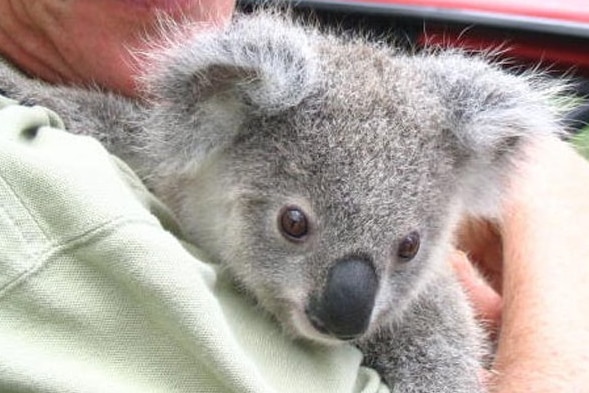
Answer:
[[1, 1, 588, 390], [0, 0, 235, 97], [455, 137, 589, 392]]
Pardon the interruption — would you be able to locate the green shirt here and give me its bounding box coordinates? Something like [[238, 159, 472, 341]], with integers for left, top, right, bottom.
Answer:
[[0, 95, 388, 393]]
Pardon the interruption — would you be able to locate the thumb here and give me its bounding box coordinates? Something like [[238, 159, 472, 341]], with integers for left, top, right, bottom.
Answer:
[[450, 250, 502, 334]]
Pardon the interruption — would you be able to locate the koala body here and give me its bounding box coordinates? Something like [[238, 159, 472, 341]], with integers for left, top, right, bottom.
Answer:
[[0, 12, 565, 393]]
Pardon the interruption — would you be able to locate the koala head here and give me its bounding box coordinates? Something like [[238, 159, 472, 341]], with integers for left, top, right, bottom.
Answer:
[[141, 13, 564, 343]]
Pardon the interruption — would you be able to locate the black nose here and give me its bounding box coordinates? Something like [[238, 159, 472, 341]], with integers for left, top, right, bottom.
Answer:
[[307, 257, 378, 340]]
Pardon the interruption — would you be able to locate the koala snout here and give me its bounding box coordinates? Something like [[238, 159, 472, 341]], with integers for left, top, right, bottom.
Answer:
[[306, 258, 378, 340]]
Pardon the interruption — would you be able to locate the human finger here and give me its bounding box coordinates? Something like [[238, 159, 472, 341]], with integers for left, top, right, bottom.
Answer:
[[455, 217, 503, 293], [450, 250, 502, 334]]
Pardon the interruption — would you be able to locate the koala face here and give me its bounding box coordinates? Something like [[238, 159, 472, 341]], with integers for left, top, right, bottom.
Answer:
[[169, 71, 466, 342], [143, 13, 563, 343]]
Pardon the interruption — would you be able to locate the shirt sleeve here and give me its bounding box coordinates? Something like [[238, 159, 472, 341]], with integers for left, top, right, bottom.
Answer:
[[0, 95, 389, 393]]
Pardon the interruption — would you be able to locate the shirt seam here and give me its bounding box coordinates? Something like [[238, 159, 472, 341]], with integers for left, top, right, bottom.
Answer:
[[0, 215, 163, 298], [0, 171, 52, 243]]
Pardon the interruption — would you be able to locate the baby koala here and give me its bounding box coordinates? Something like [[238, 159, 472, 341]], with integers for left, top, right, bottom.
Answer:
[[0, 11, 565, 393]]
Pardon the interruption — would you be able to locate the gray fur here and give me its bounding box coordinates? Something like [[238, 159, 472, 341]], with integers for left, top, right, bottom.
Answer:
[[0, 12, 567, 392]]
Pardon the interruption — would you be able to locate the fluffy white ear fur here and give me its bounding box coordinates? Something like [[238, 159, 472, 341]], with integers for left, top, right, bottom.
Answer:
[[136, 13, 321, 177], [140, 13, 319, 112], [417, 52, 569, 218], [422, 52, 567, 153]]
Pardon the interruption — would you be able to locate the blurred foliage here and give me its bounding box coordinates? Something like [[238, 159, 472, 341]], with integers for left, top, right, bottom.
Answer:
[[572, 126, 589, 159]]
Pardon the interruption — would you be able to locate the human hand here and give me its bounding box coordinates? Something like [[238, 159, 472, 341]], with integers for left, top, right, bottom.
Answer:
[[0, 0, 235, 97], [453, 136, 589, 392], [453, 218, 503, 334]]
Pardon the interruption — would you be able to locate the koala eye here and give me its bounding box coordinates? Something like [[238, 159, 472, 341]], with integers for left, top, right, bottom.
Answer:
[[278, 206, 308, 241], [397, 231, 420, 261]]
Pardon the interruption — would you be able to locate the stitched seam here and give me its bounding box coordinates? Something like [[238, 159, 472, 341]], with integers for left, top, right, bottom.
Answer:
[[0, 216, 162, 298], [0, 202, 38, 263], [0, 172, 52, 242]]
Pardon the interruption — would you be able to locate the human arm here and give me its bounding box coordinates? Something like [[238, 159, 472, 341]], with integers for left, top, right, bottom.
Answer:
[[454, 136, 589, 392], [493, 137, 589, 392], [0, 0, 235, 97]]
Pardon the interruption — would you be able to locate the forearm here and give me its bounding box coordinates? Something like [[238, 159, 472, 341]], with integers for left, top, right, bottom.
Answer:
[[492, 137, 589, 392]]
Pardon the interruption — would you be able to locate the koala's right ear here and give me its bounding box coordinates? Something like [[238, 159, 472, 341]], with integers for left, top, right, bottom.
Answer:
[[417, 52, 569, 217], [139, 13, 318, 160]]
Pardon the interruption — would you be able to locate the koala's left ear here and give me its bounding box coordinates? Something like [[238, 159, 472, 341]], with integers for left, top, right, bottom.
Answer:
[[138, 12, 319, 170], [422, 53, 568, 155], [142, 12, 318, 113]]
